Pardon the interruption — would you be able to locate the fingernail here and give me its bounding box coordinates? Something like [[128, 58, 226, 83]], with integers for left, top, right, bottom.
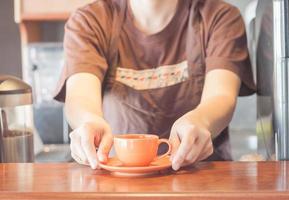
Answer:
[[98, 153, 107, 163], [172, 163, 180, 171], [172, 157, 180, 171], [90, 159, 98, 169]]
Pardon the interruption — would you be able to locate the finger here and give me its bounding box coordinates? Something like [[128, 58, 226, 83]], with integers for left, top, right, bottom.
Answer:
[[196, 142, 214, 162], [71, 152, 79, 162], [71, 137, 89, 165], [97, 128, 113, 163], [185, 135, 207, 163], [71, 152, 83, 164], [186, 128, 213, 163], [195, 134, 213, 162], [70, 130, 89, 164], [172, 133, 197, 171], [70, 131, 86, 159], [197, 147, 213, 162], [80, 132, 98, 170], [169, 132, 180, 161], [69, 131, 81, 160]]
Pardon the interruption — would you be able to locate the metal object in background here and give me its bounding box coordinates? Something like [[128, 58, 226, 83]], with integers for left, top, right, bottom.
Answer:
[[256, 0, 289, 160], [0, 75, 34, 162], [272, 0, 289, 160]]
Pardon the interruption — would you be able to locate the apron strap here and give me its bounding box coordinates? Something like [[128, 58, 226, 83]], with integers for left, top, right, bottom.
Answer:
[[103, 0, 127, 90], [108, 0, 127, 68], [186, 0, 205, 75]]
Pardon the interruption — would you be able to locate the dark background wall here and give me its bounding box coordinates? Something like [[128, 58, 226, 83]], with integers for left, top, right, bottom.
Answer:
[[0, 0, 22, 77], [0, 0, 64, 78]]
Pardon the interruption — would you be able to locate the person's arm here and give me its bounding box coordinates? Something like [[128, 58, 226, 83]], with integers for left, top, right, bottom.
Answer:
[[170, 69, 241, 170], [54, 5, 114, 169], [65, 73, 113, 169], [183, 69, 241, 138], [169, 3, 255, 171], [65, 73, 103, 129]]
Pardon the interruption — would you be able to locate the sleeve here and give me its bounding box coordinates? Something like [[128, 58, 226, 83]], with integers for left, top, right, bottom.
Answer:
[[54, 9, 110, 102], [205, 5, 256, 96]]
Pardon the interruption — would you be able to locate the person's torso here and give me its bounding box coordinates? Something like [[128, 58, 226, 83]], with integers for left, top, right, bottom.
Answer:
[[103, 0, 205, 139], [66, 0, 238, 160]]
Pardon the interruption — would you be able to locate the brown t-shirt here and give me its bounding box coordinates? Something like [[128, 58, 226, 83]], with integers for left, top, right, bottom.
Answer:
[[55, 0, 255, 160]]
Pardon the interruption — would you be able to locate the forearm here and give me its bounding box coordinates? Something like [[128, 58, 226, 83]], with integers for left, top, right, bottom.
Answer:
[[64, 73, 103, 130], [65, 98, 103, 130], [185, 95, 237, 138], [170, 70, 241, 169]]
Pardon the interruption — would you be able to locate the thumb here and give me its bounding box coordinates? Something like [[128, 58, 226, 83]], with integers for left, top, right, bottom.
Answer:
[[97, 130, 113, 163]]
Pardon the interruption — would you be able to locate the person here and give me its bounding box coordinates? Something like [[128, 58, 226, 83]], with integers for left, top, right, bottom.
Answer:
[[54, 0, 255, 171]]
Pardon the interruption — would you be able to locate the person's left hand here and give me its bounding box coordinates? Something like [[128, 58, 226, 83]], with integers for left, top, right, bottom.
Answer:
[[169, 113, 214, 171]]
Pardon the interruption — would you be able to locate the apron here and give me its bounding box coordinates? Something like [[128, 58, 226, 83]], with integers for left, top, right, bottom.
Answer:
[[102, 0, 236, 160]]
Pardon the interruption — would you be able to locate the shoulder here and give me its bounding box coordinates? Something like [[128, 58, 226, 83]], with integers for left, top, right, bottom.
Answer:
[[66, 0, 116, 31], [200, 0, 241, 15], [76, 0, 114, 19], [199, 0, 242, 28]]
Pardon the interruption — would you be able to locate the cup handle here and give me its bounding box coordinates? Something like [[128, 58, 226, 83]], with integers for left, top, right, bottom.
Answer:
[[154, 139, 172, 161]]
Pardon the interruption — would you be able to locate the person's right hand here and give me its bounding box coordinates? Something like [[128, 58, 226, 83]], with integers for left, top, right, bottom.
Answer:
[[69, 117, 113, 169]]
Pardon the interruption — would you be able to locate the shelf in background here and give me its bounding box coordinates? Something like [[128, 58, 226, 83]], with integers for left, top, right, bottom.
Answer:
[[19, 13, 71, 21], [14, 0, 94, 22]]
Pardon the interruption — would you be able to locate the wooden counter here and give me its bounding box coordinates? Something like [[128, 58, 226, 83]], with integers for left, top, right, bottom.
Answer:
[[0, 161, 288, 200]]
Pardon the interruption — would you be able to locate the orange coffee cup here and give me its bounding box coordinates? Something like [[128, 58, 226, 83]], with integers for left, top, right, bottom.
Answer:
[[114, 134, 172, 167]]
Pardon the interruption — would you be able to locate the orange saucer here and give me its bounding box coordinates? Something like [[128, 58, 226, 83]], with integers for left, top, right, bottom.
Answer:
[[99, 156, 172, 177]]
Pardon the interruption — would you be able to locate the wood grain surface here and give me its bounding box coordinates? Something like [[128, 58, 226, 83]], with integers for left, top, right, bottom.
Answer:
[[0, 161, 288, 200]]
